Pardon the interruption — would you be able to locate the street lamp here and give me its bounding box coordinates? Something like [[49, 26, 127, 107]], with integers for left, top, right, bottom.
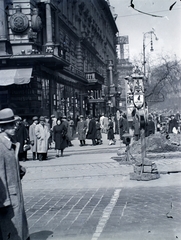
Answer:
[[143, 30, 158, 77]]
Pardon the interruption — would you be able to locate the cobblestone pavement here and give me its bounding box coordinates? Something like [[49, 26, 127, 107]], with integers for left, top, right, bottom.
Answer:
[[24, 185, 181, 240], [21, 134, 181, 240]]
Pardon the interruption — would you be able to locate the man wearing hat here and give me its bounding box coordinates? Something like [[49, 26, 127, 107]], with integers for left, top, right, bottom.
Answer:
[[76, 115, 87, 146], [29, 116, 39, 160], [62, 115, 74, 147], [0, 108, 29, 240], [51, 114, 57, 130], [145, 115, 155, 137], [35, 116, 50, 161]]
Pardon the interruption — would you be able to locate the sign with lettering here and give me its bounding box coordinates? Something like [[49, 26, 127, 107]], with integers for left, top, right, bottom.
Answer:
[[133, 91, 144, 109]]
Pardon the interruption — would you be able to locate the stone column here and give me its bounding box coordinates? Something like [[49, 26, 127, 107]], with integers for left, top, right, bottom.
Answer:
[[108, 60, 113, 86], [0, 0, 6, 39], [45, 2, 53, 45], [0, 0, 8, 54]]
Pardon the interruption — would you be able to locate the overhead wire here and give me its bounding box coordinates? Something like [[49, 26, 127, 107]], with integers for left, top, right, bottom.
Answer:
[[116, 7, 181, 18]]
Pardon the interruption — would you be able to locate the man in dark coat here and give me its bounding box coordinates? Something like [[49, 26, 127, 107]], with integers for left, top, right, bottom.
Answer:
[[145, 116, 155, 137], [15, 117, 29, 161], [168, 115, 178, 133], [86, 115, 97, 145], [119, 113, 129, 140]]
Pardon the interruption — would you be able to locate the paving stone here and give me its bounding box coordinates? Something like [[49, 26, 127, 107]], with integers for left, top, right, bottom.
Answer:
[[20, 138, 181, 240]]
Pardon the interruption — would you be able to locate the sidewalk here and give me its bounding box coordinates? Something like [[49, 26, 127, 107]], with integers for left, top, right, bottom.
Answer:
[[27, 133, 122, 159], [25, 132, 181, 177]]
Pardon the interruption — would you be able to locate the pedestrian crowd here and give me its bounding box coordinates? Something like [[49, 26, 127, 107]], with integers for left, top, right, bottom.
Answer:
[[0, 108, 136, 162], [1, 107, 180, 163]]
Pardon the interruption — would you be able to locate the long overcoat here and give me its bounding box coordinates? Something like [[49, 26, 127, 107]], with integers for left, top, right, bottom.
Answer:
[[29, 123, 37, 152], [119, 117, 129, 140], [132, 115, 140, 136], [53, 123, 68, 150], [35, 123, 50, 153], [15, 123, 28, 153], [77, 120, 87, 140], [62, 120, 72, 141], [0, 132, 29, 240], [168, 118, 178, 133], [96, 122, 102, 140], [86, 118, 97, 140], [107, 121, 114, 140]]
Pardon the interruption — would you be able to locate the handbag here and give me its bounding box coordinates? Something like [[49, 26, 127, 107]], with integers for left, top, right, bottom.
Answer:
[[23, 144, 31, 152]]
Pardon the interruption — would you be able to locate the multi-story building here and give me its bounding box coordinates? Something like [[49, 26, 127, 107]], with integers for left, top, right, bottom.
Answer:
[[0, 0, 118, 121]]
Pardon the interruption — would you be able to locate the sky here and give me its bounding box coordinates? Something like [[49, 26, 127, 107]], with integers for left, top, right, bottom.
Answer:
[[109, 0, 181, 62]]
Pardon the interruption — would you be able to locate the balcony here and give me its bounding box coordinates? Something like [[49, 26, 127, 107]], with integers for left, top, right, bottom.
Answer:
[[6, 44, 69, 69], [85, 71, 104, 85], [64, 65, 86, 79]]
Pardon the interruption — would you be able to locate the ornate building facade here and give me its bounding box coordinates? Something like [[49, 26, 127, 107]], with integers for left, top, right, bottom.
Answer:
[[0, 0, 118, 121]]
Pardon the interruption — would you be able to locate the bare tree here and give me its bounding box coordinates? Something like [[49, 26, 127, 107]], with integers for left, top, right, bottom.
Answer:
[[145, 55, 181, 104]]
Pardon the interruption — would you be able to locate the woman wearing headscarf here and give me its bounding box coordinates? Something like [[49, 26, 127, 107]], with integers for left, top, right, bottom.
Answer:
[[53, 117, 68, 157]]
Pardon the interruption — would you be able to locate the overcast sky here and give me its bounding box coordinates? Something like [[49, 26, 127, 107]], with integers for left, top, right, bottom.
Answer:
[[110, 0, 181, 61]]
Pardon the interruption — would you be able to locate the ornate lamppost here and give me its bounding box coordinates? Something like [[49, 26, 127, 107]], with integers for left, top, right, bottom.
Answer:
[[143, 30, 158, 77]]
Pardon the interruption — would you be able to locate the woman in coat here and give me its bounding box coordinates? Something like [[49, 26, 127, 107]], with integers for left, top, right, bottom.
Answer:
[[76, 115, 87, 146], [35, 116, 50, 161], [0, 108, 29, 240], [53, 117, 68, 157]]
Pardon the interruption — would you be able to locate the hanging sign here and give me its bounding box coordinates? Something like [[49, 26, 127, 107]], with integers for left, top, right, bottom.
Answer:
[[133, 91, 144, 109]]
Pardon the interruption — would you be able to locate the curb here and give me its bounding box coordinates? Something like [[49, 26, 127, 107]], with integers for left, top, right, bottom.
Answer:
[[160, 170, 181, 174]]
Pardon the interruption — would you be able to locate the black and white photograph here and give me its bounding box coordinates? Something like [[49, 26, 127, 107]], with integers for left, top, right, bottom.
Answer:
[[0, 0, 181, 239]]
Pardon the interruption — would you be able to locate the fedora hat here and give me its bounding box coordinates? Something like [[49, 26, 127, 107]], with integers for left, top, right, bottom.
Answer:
[[32, 116, 38, 121], [39, 116, 45, 121], [0, 108, 19, 124]]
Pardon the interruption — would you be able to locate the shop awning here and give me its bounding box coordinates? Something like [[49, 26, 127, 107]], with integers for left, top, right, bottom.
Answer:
[[0, 68, 32, 86]]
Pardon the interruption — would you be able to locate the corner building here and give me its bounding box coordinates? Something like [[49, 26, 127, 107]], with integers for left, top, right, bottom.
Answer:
[[0, 0, 118, 121]]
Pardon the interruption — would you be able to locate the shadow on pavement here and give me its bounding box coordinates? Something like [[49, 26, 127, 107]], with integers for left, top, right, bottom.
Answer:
[[30, 230, 53, 240]]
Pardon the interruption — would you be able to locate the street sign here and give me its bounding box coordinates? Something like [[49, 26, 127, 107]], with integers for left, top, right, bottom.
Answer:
[[133, 91, 144, 109]]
